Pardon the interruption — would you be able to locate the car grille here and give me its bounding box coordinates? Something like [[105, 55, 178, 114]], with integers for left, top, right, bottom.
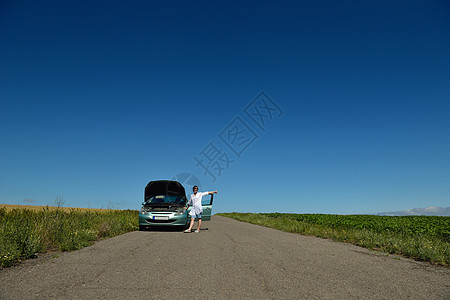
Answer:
[[145, 219, 177, 223]]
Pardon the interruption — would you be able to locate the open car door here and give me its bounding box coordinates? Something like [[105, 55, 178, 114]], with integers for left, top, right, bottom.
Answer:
[[201, 194, 214, 221]]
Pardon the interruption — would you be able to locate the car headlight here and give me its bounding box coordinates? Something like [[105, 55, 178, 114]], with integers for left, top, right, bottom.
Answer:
[[175, 208, 186, 216], [140, 208, 148, 215]]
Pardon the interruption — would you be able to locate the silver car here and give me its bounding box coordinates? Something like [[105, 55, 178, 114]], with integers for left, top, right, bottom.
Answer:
[[139, 180, 213, 230]]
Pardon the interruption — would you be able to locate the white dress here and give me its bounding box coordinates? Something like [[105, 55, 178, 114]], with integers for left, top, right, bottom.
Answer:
[[189, 192, 208, 216]]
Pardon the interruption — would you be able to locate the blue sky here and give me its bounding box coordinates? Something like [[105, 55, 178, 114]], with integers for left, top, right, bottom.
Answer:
[[1, 0, 449, 214]]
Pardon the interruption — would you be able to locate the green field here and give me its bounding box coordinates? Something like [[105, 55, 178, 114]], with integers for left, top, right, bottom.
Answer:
[[218, 213, 450, 266], [0, 206, 138, 267]]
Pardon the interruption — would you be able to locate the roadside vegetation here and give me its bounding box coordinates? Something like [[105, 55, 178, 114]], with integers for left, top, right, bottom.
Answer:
[[218, 213, 450, 266], [0, 205, 138, 267]]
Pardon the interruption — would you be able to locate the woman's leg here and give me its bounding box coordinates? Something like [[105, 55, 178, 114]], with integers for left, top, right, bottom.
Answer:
[[187, 217, 195, 231]]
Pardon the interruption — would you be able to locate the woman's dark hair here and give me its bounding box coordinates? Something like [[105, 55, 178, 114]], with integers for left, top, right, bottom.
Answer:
[[192, 185, 199, 191]]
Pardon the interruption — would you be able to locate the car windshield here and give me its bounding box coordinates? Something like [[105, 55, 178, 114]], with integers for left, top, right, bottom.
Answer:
[[145, 195, 185, 205]]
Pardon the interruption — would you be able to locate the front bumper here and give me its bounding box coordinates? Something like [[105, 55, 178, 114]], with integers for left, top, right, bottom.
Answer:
[[139, 212, 188, 227]]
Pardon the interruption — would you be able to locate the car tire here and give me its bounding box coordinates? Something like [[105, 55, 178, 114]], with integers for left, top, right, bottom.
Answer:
[[139, 225, 146, 231]]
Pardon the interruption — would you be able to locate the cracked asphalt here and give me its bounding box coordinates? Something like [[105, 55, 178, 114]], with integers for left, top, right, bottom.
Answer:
[[1, 215, 449, 299]]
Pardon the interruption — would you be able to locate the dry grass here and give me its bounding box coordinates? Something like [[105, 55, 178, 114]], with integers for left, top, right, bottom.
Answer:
[[0, 204, 114, 212], [0, 205, 138, 267]]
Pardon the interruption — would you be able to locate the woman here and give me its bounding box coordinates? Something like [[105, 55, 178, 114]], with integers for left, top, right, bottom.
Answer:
[[184, 186, 217, 233]]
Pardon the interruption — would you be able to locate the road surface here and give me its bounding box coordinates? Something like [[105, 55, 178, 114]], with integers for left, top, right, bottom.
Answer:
[[1, 216, 449, 299]]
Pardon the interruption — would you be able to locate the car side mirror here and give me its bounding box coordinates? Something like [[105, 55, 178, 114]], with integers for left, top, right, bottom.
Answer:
[[142, 202, 145, 206]]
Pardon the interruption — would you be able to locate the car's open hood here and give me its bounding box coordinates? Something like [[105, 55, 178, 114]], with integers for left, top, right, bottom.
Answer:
[[144, 180, 187, 201]]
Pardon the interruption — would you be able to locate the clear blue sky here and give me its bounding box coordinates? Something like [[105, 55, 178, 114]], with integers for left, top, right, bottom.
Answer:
[[1, 0, 449, 214]]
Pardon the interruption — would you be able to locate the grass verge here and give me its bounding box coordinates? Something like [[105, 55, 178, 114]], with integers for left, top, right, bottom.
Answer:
[[217, 213, 450, 267], [0, 206, 138, 267]]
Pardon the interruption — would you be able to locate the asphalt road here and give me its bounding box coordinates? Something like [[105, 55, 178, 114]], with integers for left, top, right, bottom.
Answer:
[[1, 216, 449, 299]]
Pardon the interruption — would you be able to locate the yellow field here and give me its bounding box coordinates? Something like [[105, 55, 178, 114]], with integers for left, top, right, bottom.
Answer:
[[0, 204, 114, 212]]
